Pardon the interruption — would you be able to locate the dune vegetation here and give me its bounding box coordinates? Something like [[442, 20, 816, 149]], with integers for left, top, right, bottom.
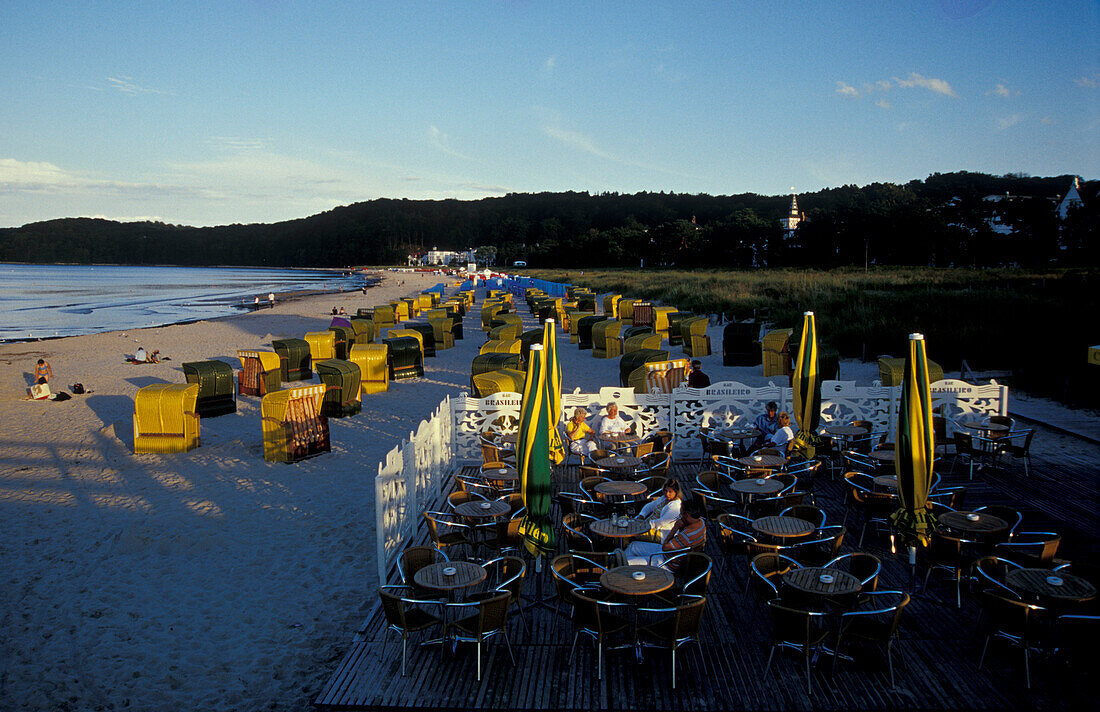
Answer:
[[529, 267, 1100, 405]]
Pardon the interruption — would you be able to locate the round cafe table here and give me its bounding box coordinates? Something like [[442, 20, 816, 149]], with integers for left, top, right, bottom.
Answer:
[[414, 561, 487, 593], [824, 424, 870, 438], [713, 428, 760, 441], [783, 567, 861, 598], [1006, 568, 1097, 604], [454, 499, 510, 521], [874, 475, 899, 490], [738, 454, 787, 469], [729, 478, 784, 497], [596, 455, 642, 472], [753, 516, 815, 540], [868, 450, 896, 463], [593, 480, 648, 500], [590, 517, 649, 549], [601, 565, 675, 597], [937, 511, 1008, 538], [961, 420, 1010, 435], [480, 465, 519, 483]]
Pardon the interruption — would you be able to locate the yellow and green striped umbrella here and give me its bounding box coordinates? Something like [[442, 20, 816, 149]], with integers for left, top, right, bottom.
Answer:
[[891, 333, 936, 546], [544, 319, 565, 465], [518, 343, 556, 555], [792, 311, 821, 458]]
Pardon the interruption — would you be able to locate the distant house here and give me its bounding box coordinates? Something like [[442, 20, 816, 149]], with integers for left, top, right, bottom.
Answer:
[[1057, 176, 1084, 220], [421, 247, 476, 266]]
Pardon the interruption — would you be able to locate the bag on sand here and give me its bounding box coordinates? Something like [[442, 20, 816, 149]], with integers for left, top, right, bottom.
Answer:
[[52, 392, 71, 401], [31, 383, 51, 400], [71, 383, 85, 394]]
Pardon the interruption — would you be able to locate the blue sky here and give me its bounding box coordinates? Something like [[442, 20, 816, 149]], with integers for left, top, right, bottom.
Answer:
[[1, 1, 1097, 227]]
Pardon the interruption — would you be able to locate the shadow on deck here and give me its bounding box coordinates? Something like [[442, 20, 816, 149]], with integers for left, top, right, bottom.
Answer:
[[315, 452, 1097, 711]]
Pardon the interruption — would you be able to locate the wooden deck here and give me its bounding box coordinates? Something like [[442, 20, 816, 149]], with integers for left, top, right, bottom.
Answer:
[[315, 451, 1097, 711]]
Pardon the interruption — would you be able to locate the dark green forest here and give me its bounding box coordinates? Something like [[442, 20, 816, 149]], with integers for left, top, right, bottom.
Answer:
[[1, 171, 1095, 268]]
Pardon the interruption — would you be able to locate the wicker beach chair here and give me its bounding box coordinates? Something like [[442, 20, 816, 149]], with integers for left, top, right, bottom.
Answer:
[[591, 320, 624, 359], [236, 350, 282, 397], [314, 359, 362, 417], [680, 316, 712, 357], [133, 383, 201, 454], [272, 338, 312, 381], [181, 360, 236, 417], [349, 343, 389, 396], [261, 384, 330, 462], [304, 331, 336, 362]]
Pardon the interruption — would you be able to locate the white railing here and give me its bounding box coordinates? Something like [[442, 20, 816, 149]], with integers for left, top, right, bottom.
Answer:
[[450, 379, 1008, 460], [374, 378, 1007, 583], [374, 396, 454, 585]]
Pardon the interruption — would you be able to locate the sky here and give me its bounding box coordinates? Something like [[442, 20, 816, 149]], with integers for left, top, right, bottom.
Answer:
[[1, 1, 1098, 228]]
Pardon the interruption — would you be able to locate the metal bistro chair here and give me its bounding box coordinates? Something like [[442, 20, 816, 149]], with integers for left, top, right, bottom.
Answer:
[[423, 511, 475, 560], [398, 546, 451, 598], [972, 555, 1024, 600], [563, 512, 600, 552], [750, 552, 802, 602], [832, 590, 910, 689], [378, 585, 444, 677], [764, 599, 830, 694], [994, 532, 1062, 568], [481, 556, 528, 634], [977, 589, 1047, 689], [825, 552, 882, 592], [637, 595, 708, 689], [569, 588, 634, 681], [550, 554, 609, 613], [973, 504, 1023, 542], [780, 504, 827, 529], [789, 525, 846, 567], [445, 591, 515, 681]]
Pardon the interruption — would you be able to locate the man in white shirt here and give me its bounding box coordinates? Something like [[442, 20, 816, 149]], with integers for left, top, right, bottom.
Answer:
[[598, 402, 632, 436]]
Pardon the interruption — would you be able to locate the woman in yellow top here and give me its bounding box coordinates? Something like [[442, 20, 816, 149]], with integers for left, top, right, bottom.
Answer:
[[565, 407, 598, 455]]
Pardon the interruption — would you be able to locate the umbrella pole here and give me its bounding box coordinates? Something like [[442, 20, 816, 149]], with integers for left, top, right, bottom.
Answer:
[[521, 554, 559, 615]]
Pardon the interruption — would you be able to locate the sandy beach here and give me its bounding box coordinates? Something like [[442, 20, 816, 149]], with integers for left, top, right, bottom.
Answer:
[[0, 271, 454, 711], [4, 271, 1088, 711]]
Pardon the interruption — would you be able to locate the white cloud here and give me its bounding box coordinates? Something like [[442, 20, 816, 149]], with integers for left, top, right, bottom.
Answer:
[[544, 56, 556, 72], [0, 157, 198, 198], [835, 81, 860, 98], [893, 72, 956, 97], [103, 75, 167, 96], [428, 125, 473, 161], [1076, 73, 1100, 88], [543, 126, 617, 161], [1040, 116, 1056, 125], [206, 136, 266, 151], [987, 83, 1013, 98], [836, 73, 955, 102], [995, 114, 1022, 130], [875, 98, 892, 109]]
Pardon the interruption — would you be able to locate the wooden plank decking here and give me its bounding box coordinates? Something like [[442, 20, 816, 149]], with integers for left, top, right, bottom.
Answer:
[[315, 451, 1097, 711]]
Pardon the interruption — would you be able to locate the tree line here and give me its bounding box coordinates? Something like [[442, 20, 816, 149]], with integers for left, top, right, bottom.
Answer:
[[1, 171, 1094, 268]]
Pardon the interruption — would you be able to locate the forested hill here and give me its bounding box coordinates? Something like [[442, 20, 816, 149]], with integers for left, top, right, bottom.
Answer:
[[1, 171, 1094, 268]]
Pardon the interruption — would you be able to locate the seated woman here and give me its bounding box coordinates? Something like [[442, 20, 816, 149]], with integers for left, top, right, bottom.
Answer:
[[635, 479, 683, 542], [565, 407, 598, 455], [769, 411, 795, 455], [625, 497, 706, 567]]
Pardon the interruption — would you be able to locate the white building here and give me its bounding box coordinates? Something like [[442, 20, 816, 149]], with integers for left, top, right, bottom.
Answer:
[[1057, 176, 1084, 220], [782, 193, 802, 238], [421, 247, 476, 266]]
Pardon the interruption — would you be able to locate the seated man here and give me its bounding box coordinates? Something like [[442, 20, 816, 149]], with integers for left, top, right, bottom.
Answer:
[[754, 401, 780, 447], [598, 402, 632, 437], [687, 360, 711, 388], [625, 497, 706, 567], [134, 347, 148, 363], [565, 407, 598, 455]]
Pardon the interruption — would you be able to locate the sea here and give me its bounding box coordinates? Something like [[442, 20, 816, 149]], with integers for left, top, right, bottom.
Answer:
[[0, 264, 372, 342]]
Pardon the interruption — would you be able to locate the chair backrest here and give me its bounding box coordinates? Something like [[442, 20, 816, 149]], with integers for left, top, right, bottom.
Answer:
[[994, 533, 1061, 565], [972, 555, 1024, 598], [839, 590, 909, 641], [766, 599, 828, 646], [826, 552, 881, 590], [751, 552, 800, 598], [666, 552, 713, 596], [398, 546, 447, 584], [974, 505, 1022, 536], [644, 359, 691, 394], [640, 452, 670, 478], [781, 505, 827, 529], [562, 513, 596, 551]]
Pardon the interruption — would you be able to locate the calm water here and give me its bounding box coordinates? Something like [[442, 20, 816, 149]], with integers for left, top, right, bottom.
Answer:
[[0, 264, 369, 342]]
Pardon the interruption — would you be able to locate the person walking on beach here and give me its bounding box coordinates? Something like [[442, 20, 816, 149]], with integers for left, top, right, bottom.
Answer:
[[34, 358, 53, 384], [268, 292, 275, 309]]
